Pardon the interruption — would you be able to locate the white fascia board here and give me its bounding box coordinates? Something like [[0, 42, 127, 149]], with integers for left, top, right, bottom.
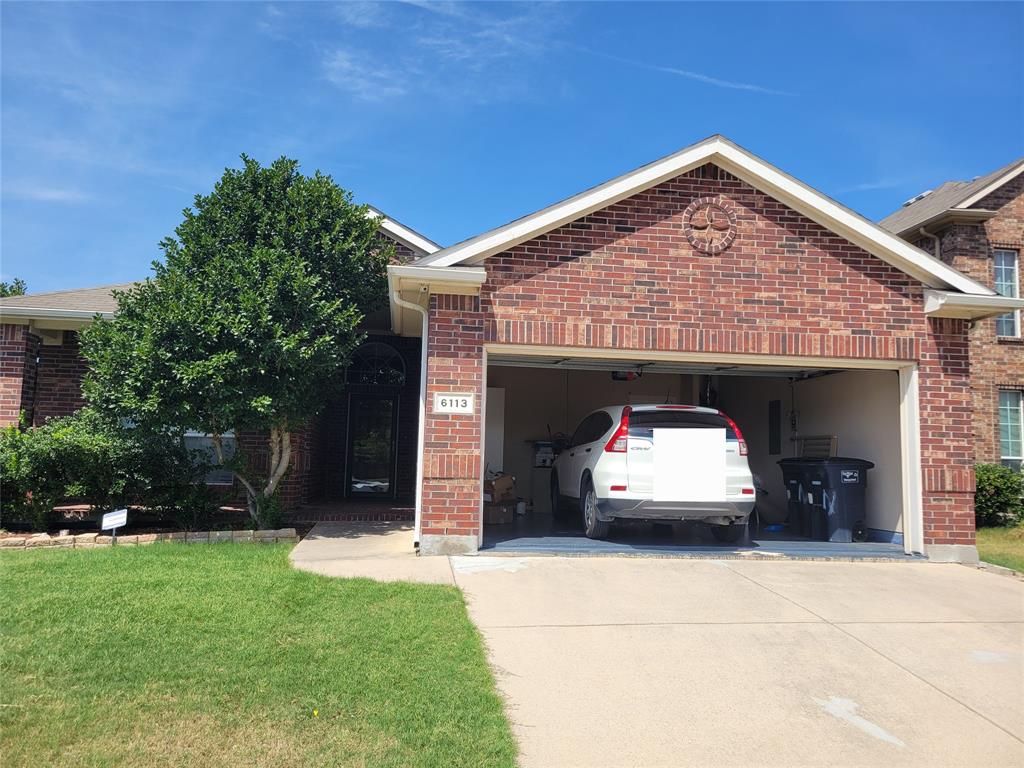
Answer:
[[711, 142, 994, 296], [923, 290, 1024, 320], [386, 264, 486, 336], [954, 161, 1024, 210], [388, 263, 486, 287], [426, 136, 721, 267], [425, 135, 993, 296], [0, 306, 113, 322]]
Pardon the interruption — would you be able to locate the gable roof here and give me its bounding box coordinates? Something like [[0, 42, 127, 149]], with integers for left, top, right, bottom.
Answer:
[[879, 157, 1024, 238], [370, 206, 440, 257], [415, 135, 992, 296], [0, 282, 133, 319], [0, 206, 439, 327]]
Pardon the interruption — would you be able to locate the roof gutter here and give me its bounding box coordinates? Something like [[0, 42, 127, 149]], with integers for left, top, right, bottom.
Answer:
[[892, 208, 997, 240], [923, 290, 1024, 320], [385, 263, 486, 337], [0, 306, 114, 321]]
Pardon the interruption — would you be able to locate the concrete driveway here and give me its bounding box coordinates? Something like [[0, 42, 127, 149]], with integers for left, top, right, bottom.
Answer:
[[452, 556, 1023, 768], [292, 524, 1024, 767]]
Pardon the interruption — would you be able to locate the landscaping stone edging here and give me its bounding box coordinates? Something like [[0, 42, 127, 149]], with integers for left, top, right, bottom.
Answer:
[[0, 528, 299, 550]]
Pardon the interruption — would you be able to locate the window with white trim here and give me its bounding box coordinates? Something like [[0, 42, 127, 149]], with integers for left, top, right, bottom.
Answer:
[[1000, 390, 1023, 472], [994, 249, 1020, 338], [184, 431, 237, 485]]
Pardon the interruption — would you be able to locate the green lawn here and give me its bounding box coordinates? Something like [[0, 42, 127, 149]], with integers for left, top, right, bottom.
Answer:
[[0, 544, 516, 768], [977, 525, 1024, 573]]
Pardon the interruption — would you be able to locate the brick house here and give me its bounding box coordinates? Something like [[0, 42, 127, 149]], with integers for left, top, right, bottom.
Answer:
[[2, 136, 1020, 562], [880, 159, 1023, 471], [0, 210, 440, 510]]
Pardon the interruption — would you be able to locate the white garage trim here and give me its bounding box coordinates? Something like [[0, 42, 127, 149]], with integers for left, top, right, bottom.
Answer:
[[483, 342, 924, 556], [479, 347, 490, 548], [899, 366, 925, 556]]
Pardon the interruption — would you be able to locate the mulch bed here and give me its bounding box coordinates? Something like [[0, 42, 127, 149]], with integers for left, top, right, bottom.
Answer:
[[1, 505, 312, 540]]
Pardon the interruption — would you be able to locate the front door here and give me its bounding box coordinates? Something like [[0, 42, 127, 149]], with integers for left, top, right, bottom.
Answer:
[[347, 394, 398, 498]]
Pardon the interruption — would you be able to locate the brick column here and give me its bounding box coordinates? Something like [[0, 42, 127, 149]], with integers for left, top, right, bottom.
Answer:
[[0, 324, 31, 427], [918, 317, 978, 562], [420, 294, 484, 555]]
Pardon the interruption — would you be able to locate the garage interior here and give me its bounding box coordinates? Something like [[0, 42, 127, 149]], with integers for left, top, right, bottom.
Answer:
[[482, 353, 909, 557]]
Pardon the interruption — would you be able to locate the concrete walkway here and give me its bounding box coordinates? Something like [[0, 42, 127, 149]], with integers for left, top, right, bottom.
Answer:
[[292, 523, 1024, 767], [289, 521, 454, 585]]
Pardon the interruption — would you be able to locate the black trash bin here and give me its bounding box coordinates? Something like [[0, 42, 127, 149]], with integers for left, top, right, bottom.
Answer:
[[779, 457, 874, 542], [777, 458, 811, 536]]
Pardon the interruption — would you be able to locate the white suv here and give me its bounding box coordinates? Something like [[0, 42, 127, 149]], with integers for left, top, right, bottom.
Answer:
[[551, 405, 756, 542]]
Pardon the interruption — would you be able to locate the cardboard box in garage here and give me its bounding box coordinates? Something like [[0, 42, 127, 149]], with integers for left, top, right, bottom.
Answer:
[[483, 502, 516, 525], [484, 473, 516, 503]]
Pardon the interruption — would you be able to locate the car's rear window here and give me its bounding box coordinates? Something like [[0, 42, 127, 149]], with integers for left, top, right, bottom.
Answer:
[[629, 411, 738, 440]]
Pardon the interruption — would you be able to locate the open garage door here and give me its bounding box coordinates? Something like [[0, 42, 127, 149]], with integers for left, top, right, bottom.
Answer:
[[481, 348, 921, 558]]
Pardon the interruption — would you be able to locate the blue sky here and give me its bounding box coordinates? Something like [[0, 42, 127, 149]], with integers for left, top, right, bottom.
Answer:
[[2, 1, 1022, 292]]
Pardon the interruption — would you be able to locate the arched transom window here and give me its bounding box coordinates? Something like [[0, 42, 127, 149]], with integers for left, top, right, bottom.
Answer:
[[346, 342, 406, 386]]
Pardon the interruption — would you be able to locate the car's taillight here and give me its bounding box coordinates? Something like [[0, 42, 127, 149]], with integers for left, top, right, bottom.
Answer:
[[741, 487, 755, 495], [604, 406, 632, 452], [718, 410, 748, 456], [654, 404, 695, 410]]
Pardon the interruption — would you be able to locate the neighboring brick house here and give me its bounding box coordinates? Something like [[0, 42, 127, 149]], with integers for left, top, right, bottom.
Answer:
[[880, 159, 1024, 471], [3, 136, 1021, 562]]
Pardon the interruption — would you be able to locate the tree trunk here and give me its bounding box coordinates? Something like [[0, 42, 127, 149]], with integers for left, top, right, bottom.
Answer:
[[264, 426, 291, 498], [213, 425, 292, 527]]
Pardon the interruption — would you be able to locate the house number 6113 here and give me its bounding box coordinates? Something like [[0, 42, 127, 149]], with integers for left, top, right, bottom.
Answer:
[[434, 392, 474, 414]]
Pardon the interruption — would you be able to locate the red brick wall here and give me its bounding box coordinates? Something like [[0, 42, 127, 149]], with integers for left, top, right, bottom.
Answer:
[[32, 332, 87, 424], [423, 163, 976, 546], [421, 294, 484, 540], [236, 425, 313, 511], [919, 318, 976, 544], [0, 324, 30, 426], [0, 327, 88, 428], [912, 175, 1024, 465]]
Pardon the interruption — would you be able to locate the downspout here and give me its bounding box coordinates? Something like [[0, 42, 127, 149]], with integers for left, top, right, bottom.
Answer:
[[918, 227, 941, 262], [391, 289, 428, 548]]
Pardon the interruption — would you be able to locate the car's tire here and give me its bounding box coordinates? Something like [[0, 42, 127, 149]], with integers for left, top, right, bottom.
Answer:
[[711, 523, 745, 544], [581, 477, 609, 540]]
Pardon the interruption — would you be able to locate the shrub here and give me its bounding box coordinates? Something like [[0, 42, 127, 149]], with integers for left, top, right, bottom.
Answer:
[[0, 423, 64, 531], [975, 463, 1024, 528], [0, 409, 217, 531]]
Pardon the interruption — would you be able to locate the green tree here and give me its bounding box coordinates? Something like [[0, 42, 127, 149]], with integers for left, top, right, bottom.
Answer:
[[0, 278, 27, 297], [81, 156, 391, 525]]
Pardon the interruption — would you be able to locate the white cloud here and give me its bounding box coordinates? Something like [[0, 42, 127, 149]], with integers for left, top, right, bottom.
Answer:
[[836, 178, 907, 194], [322, 2, 565, 103], [322, 49, 408, 101], [322, 3, 788, 105], [574, 47, 794, 96], [3, 184, 91, 202], [334, 2, 390, 29]]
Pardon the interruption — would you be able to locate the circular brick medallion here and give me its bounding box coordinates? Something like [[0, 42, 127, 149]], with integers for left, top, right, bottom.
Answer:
[[682, 197, 738, 254]]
